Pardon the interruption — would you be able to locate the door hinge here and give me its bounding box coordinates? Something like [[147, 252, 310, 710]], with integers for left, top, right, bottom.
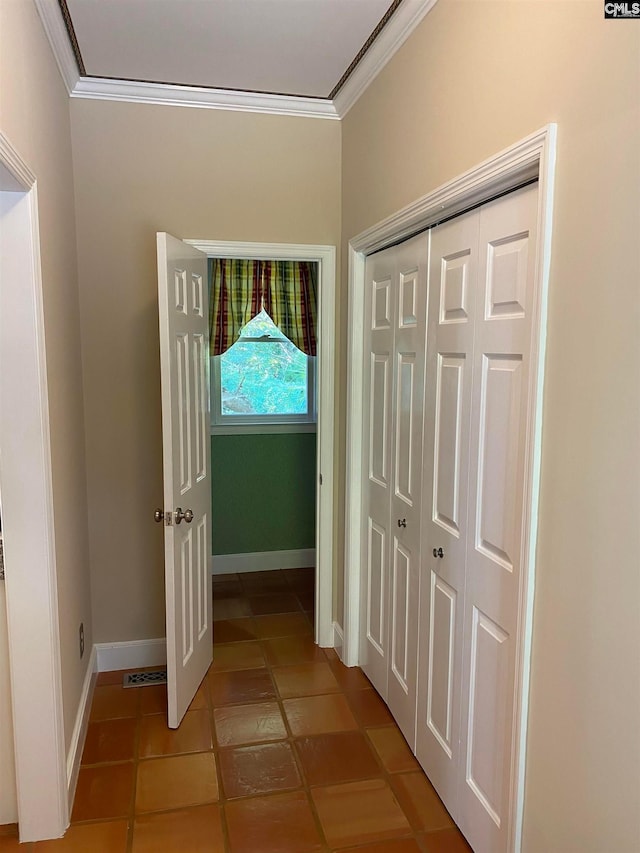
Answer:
[[319, 473, 323, 486], [0, 536, 4, 581]]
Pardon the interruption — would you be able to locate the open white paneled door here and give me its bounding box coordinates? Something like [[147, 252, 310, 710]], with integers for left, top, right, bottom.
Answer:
[[361, 232, 428, 746], [157, 233, 212, 728]]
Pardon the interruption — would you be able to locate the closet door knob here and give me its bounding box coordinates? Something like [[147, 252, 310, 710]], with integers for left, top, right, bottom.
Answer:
[[397, 518, 407, 528], [432, 547, 444, 558]]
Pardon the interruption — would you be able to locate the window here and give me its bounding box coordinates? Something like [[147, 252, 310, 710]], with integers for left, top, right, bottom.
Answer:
[[211, 310, 316, 433]]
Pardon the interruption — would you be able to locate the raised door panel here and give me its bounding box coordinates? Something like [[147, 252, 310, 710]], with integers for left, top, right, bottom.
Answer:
[[370, 354, 391, 488], [179, 528, 194, 665], [192, 332, 207, 484], [475, 354, 524, 572], [416, 210, 479, 816], [433, 354, 466, 538], [195, 515, 208, 642], [426, 571, 457, 758], [390, 538, 411, 692], [175, 329, 191, 495], [458, 183, 538, 852], [394, 352, 416, 507], [366, 519, 387, 655], [366, 350, 392, 681], [465, 607, 510, 834]]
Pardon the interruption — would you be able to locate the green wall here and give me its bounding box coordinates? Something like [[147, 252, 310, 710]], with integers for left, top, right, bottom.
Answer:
[[211, 433, 316, 555]]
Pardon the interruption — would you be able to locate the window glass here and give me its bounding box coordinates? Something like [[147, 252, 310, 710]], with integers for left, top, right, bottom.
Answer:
[[212, 310, 315, 429]]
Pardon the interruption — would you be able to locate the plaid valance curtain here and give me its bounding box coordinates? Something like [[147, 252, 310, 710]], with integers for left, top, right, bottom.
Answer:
[[209, 258, 317, 356]]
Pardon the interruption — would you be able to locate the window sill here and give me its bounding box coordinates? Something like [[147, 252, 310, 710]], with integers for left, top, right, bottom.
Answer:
[[210, 422, 317, 436]]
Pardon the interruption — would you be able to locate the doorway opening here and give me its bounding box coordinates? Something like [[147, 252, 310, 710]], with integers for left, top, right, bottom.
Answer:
[[187, 240, 336, 649]]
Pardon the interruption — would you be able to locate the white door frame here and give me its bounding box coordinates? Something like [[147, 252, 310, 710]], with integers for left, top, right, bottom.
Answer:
[[344, 125, 557, 851], [0, 132, 68, 840], [186, 240, 335, 648]]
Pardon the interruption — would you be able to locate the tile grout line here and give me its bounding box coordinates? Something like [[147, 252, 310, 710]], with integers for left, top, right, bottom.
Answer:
[[264, 634, 333, 852], [68, 570, 462, 852], [206, 655, 233, 853], [125, 689, 142, 853], [215, 568, 332, 850]]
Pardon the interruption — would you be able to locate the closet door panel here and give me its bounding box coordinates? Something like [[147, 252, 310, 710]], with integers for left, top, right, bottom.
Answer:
[[416, 211, 479, 814], [426, 570, 457, 756], [387, 234, 428, 748], [433, 354, 466, 536], [476, 354, 524, 571], [390, 538, 411, 690], [370, 354, 391, 488], [458, 183, 538, 852], [465, 608, 510, 830], [394, 352, 416, 504], [366, 518, 387, 653]]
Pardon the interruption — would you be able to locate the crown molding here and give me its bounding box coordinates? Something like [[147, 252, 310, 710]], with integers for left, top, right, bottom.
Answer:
[[70, 78, 339, 119], [333, 0, 439, 118], [35, 0, 438, 119], [33, 0, 79, 95]]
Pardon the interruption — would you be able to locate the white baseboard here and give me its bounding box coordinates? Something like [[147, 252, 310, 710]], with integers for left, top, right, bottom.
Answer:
[[66, 638, 167, 810], [333, 621, 344, 661], [211, 548, 315, 575], [66, 645, 97, 810], [95, 638, 167, 672]]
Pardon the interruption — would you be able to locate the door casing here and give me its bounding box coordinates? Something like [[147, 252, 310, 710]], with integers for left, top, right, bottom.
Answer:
[[344, 125, 557, 852], [0, 132, 68, 840], [186, 239, 336, 648]]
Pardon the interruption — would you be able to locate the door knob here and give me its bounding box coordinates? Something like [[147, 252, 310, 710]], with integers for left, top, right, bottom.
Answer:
[[175, 507, 194, 524], [397, 518, 407, 528], [154, 509, 164, 523], [433, 547, 444, 558]]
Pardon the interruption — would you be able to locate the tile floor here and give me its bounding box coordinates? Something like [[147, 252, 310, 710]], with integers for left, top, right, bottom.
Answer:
[[0, 568, 472, 853]]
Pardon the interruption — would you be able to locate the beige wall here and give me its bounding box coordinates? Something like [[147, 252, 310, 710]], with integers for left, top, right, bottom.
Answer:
[[341, 1, 640, 850], [69, 99, 341, 642], [0, 0, 92, 754]]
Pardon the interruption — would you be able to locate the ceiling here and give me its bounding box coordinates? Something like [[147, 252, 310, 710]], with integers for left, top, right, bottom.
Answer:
[[36, 0, 438, 118], [63, 0, 397, 99]]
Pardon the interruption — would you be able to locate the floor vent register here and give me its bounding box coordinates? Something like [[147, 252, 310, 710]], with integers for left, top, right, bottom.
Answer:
[[122, 670, 167, 688]]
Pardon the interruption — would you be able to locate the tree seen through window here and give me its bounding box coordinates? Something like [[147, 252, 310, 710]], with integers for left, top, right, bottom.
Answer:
[[219, 309, 312, 417]]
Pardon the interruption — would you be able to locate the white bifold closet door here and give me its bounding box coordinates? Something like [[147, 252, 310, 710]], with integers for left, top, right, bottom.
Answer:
[[416, 182, 539, 853], [361, 231, 428, 747], [416, 209, 479, 808]]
